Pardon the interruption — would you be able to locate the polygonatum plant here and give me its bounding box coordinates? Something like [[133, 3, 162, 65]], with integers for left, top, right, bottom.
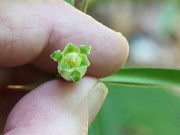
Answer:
[[50, 43, 91, 82]]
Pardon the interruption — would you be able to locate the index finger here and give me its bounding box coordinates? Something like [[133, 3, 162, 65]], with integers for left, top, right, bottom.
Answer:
[[0, 1, 129, 78]]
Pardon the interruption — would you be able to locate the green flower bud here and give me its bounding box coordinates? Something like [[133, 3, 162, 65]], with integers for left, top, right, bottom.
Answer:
[[50, 43, 91, 83]]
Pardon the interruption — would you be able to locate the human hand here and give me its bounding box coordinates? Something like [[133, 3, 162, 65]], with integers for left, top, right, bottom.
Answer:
[[0, 0, 129, 134]]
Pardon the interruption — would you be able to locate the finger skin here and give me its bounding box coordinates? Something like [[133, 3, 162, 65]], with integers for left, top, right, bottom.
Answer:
[[3, 77, 99, 135], [0, 0, 51, 66], [0, 0, 129, 78]]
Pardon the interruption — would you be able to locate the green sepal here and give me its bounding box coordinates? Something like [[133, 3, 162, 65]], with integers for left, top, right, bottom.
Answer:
[[80, 45, 91, 55], [75, 67, 87, 77], [50, 50, 63, 62], [60, 58, 73, 71], [63, 43, 79, 56], [80, 54, 90, 67], [71, 70, 82, 82]]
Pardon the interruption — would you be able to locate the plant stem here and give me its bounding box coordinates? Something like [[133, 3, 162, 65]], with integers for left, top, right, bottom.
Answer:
[[74, 0, 89, 13]]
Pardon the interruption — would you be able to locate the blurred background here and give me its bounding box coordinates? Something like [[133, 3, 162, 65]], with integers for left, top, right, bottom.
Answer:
[[86, 0, 180, 135]]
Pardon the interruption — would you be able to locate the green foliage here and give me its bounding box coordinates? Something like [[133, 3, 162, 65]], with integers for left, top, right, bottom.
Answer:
[[65, 0, 74, 5], [89, 85, 180, 135], [65, 0, 89, 12], [88, 68, 180, 134], [101, 68, 180, 88]]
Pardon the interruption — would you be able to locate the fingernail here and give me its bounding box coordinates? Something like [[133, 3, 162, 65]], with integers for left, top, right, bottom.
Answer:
[[88, 83, 108, 124]]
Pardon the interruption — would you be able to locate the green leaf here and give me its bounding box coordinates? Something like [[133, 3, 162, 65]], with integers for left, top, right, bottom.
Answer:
[[63, 43, 79, 56], [80, 45, 91, 55], [71, 70, 82, 82], [50, 50, 63, 62], [101, 68, 180, 88], [65, 0, 74, 5], [80, 54, 90, 67]]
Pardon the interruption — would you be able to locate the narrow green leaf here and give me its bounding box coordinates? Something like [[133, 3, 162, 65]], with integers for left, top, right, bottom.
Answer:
[[80, 54, 90, 67], [71, 70, 81, 82], [65, 0, 74, 5], [80, 45, 91, 55], [63, 43, 79, 56], [101, 68, 180, 88], [50, 50, 63, 62]]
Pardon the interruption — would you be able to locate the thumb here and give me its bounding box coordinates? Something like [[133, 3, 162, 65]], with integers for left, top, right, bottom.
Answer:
[[3, 77, 108, 135]]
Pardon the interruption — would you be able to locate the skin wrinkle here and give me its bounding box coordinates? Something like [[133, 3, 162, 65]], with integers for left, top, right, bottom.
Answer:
[[58, 29, 91, 42], [47, 13, 97, 48], [0, 6, 41, 31], [58, 15, 99, 41], [0, 28, 49, 66], [0, 1, 52, 67], [0, 15, 27, 56]]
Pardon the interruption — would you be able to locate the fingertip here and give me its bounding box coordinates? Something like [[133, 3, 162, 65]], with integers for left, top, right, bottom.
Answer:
[[116, 32, 129, 67], [86, 30, 129, 77]]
